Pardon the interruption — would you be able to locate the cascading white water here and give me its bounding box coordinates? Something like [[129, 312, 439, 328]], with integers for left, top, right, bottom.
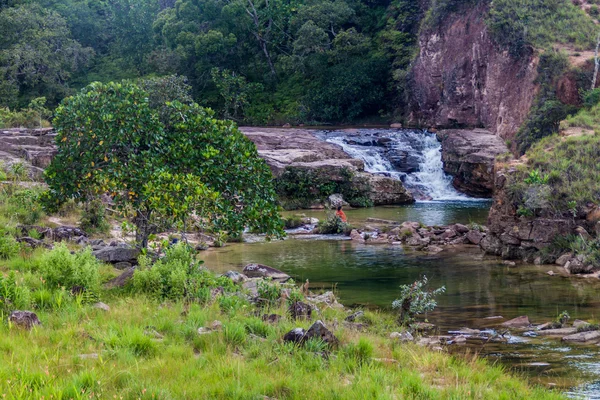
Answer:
[[317, 129, 473, 201]]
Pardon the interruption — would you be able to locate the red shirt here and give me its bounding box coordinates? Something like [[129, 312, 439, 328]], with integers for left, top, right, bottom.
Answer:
[[336, 210, 347, 222]]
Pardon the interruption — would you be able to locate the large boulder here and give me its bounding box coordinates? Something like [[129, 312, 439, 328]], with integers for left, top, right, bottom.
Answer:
[[242, 263, 290, 280], [288, 301, 312, 320], [302, 320, 339, 347], [93, 246, 140, 264]]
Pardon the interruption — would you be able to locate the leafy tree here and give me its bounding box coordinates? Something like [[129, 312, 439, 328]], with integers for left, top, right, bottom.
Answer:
[[0, 4, 93, 108], [392, 276, 445, 325], [45, 81, 284, 248], [211, 68, 262, 120]]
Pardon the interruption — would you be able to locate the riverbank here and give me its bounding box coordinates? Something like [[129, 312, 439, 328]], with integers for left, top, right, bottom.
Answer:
[[0, 246, 564, 399]]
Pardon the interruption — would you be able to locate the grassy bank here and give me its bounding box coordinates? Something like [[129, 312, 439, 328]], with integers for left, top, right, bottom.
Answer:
[[0, 246, 563, 399]]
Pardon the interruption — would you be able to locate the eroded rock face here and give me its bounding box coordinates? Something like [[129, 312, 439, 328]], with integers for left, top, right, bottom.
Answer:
[[408, 2, 538, 140], [241, 127, 414, 206], [437, 129, 509, 197], [92, 246, 140, 264], [0, 128, 57, 179]]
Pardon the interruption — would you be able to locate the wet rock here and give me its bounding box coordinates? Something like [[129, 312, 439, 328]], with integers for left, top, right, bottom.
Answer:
[[350, 229, 365, 242], [262, 314, 282, 324], [288, 301, 312, 320], [448, 328, 480, 335], [448, 335, 467, 344], [390, 123, 403, 129], [222, 271, 248, 284], [345, 311, 364, 322], [412, 322, 435, 331], [483, 316, 504, 320], [537, 328, 577, 336], [93, 246, 140, 264], [453, 224, 470, 234], [424, 245, 444, 254], [93, 302, 110, 312], [417, 337, 441, 347], [408, 235, 430, 247], [502, 316, 530, 328], [390, 331, 414, 342], [562, 330, 600, 343], [555, 253, 573, 267], [366, 218, 399, 225], [441, 229, 457, 240], [9, 311, 41, 329], [283, 328, 306, 344], [243, 263, 290, 280], [302, 320, 339, 347], [564, 256, 596, 274]]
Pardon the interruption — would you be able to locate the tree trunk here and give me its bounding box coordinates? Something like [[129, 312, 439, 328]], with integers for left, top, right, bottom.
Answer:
[[134, 209, 152, 249], [592, 32, 600, 90]]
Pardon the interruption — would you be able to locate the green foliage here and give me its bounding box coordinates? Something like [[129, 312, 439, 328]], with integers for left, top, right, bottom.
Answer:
[[211, 68, 263, 121], [46, 81, 284, 247], [515, 51, 576, 154], [0, 271, 31, 312], [5, 187, 44, 225], [317, 215, 348, 235], [392, 276, 445, 325], [275, 167, 372, 209], [39, 244, 101, 295], [507, 133, 600, 217], [0, 230, 19, 259], [555, 310, 570, 326], [487, 0, 596, 57], [80, 199, 110, 234], [0, 3, 93, 108], [283, 216, 304, 229]]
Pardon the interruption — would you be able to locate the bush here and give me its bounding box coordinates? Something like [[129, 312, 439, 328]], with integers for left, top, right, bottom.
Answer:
[[392, 276, 445, 325], [6, 188, 44, 225], [133, 243, 235, 300], [80, 199, 110, 234], [317, 215, 348, 234], [0, 231, 19, 259], [0, 271, 31, 313], [283, 216, 304, 229], [39, 244, 101, 294]]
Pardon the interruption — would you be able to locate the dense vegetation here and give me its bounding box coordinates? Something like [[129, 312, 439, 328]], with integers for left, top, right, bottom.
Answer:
[[0, 0, 594, 127]]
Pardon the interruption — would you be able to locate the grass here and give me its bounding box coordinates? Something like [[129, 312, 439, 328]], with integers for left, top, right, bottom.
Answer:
[[0, 247, 566, 399], [562, 102, 600, 131]]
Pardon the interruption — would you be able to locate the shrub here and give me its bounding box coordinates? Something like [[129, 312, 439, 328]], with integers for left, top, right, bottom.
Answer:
[[283, 216, 304, 229], [0, 231, 19, 259], [6, 188, 44, 224], [80, 199, 110, 234], [392, 276, 445, 325], [39, 244, 101, 294], [317, 215, 348, 234], [0, 271, 31, 312]]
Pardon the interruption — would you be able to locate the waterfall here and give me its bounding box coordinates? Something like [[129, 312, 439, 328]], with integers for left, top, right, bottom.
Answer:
[[316, 129, 473, 201]]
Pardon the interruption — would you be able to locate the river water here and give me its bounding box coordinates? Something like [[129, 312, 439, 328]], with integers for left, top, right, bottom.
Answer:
[[203, 128, 600, 397]]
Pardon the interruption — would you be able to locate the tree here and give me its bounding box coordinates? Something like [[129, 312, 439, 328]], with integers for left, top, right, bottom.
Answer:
[[0, 4, 94, 108], [45, 81, 284, 248]]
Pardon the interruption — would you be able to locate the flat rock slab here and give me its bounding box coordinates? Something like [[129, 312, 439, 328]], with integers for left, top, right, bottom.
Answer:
[[537, 328, 578, 336], [501, 316, 530, 328], [242, 263, 290, 280], [93, 247, 140, 264], [562, 330, 600, 342]]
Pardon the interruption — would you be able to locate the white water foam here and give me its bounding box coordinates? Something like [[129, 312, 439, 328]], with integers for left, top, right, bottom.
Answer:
[[318, 129, 474, 201]]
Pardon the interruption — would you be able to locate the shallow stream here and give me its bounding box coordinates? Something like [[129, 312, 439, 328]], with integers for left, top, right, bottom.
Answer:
[[203, 204, 600, 398]]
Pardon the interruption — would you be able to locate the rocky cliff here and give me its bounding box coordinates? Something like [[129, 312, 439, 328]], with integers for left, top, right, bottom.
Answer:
[[437, 129, 509, 197], [0, 128, 56, 179], [408, 2, 539, 140]]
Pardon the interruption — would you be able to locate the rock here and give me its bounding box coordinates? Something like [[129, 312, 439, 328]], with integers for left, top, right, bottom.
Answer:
[[555, 253, 573, 266], [411, 322, 435, 331], [288, 301, 312, 320], [390, 331, 414, 342], [262, 314, 282, 324], [573, 320, 590, 329], [345, 311, 364, 322], [562, 330, 600, 343], [453, 224, 470, 234], [408, 235, 430, 247], [114, 261, 133, 270], [564, 256, 596, 274], [327, 193, 349, 207], [282, 123, 292, 128], [424, 245, 444, 254], [575, 226, 592, 241], [534, 257, 542, 265], [283, 328, 306, 344], [483, 316, 504, 320], [242, 263, 290, 280], [503, 261, 516, 267], [537, 328, 577, 336], [93, 302, 110, 312], [104, 267, 135, 289], [210, 320, 223, 331], [448, 328, 480, 335], [93, 246, 140, 264], [16, 236, 51, 249], [417, 337, 441, 347], [197, 327, 213, 335], [466, 230, 484, 245], [78, 353, 99, 360], [306, 291, 343, 309], [302, 320, 339, 347], [222, 271, 248, 284], [350, 229, 364, 242], [366, 218, 399, 225], [502, 316, 530, 328], [448, 335, 467, 344], [547, 270, 555, 276], [9, 311, 41, 329], [240, 127, 414, 207], [390, 123, 403, 129], [52, 226, 87, 241], [441, 229, 457, 240]]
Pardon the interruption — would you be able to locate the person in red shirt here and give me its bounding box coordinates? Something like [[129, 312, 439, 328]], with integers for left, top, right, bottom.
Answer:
[[335, 205, 347, 223]]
